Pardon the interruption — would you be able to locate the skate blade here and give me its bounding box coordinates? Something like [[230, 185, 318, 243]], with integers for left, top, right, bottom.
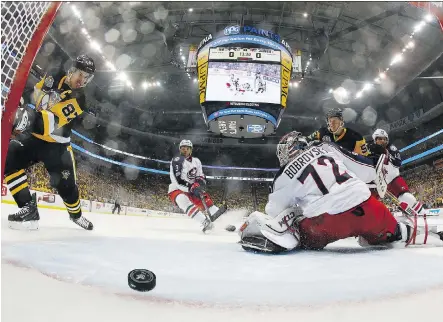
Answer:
[[8, 220, 39, 231], [238, 241, 274, 253]]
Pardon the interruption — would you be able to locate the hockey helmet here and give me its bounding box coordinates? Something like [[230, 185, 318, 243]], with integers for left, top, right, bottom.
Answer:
[[372, 129, 389, 142], [69, 54, 95, 87], [325, 108, 344, 134], [325, 108, 343, 122], [179, 139, 193, 149], [75, 54, 96, 74], [277, 131, 308, 167]]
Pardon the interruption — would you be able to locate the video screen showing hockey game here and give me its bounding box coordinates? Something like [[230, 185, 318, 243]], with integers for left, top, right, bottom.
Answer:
[[205, 62, 281, 104]]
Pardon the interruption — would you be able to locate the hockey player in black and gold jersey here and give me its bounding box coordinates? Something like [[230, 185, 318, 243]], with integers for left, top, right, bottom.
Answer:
[[4, 55, 95, 230], [307, 108, 369, 156]]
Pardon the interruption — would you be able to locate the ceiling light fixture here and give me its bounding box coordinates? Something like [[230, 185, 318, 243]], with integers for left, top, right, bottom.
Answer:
[[106, 61, 116, 71], [303, 12, 308, 17], [425, 13, 434, 22]]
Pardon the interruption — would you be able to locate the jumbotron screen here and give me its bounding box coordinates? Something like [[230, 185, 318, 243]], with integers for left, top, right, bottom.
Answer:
[[203, 47, 283, 105], [205, 61, 281, 104]]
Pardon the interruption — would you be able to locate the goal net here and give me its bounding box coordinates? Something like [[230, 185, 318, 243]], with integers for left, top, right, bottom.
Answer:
[[1, 2, 61, 177]]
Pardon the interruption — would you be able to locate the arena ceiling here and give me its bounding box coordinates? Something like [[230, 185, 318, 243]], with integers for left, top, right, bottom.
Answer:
[[37, 1, 443, 138]]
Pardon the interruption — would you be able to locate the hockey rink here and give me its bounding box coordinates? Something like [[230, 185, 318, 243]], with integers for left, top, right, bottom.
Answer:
[[205, 73, 281, 104], [2, 204, 443, 322]]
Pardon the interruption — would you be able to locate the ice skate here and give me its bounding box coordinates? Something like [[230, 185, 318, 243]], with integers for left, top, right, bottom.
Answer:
[[202, 218, 214, 233], [70, 215, 94, 230], [8, 193, 40, 230]]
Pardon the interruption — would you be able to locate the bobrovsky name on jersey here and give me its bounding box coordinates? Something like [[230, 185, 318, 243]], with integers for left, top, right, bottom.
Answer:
[[284, 147, 326, 179]]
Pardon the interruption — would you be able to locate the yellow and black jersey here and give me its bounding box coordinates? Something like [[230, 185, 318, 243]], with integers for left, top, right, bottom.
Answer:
[[31, 73, 86, 144], [307, 126, 369, 156]]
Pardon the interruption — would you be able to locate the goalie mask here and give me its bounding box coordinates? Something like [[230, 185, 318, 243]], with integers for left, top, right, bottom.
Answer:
[[277, 131, 308, 167]]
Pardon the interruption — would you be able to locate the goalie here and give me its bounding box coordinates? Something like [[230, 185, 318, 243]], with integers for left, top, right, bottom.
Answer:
[[168, 140, 227, 232], [239, 131, 443, 253]]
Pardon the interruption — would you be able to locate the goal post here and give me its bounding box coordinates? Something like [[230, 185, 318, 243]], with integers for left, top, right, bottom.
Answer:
[[1, 2, 62, 179]]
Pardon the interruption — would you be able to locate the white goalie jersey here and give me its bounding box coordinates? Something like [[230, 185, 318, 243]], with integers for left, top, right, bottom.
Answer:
[[168, 155, 205, 193], [265, 142, 376, 219]]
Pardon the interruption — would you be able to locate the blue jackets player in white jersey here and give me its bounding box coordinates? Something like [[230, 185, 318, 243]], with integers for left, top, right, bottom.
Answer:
[[168, 139, 227, 232], [238, 132, 443, 253]]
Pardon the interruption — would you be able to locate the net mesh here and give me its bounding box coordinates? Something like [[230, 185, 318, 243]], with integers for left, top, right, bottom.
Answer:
[[1, 1, 52, 114]]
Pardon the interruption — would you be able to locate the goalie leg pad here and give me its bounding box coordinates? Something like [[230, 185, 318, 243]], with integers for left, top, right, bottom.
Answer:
[[239, 208, 302, 252]]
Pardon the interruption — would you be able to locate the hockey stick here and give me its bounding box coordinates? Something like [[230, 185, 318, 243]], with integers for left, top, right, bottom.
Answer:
[[375, 154, 388, 199], [383, 191, 442, 245], [199, 194, 213, 221]]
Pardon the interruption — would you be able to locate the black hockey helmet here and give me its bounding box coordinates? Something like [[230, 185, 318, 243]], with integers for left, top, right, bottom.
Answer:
[[74, 54, 95, 74], [325, 108, 343, 122]]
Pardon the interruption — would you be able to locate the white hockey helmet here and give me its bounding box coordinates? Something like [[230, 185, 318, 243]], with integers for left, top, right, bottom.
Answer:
[[179, 139, 193, 149], [277, 131, 308, 167], [372, 129, 389, 142]]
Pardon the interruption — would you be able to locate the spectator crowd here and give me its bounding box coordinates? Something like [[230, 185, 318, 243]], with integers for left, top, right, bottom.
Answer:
[[25, 153, 443, 214]]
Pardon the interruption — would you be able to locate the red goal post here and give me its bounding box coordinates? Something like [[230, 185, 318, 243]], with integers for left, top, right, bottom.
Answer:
[[1, 2, 61, 179]]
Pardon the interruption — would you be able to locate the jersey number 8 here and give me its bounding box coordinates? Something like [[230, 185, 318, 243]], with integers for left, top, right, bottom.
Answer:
[[61, 103, 77, 118]]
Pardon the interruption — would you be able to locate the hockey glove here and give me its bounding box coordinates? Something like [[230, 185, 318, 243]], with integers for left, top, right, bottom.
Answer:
[[195, 176, 207, 188], [190, 182, 205, 198], [368, 142, 385, 156], [12, 105, 36, 135]]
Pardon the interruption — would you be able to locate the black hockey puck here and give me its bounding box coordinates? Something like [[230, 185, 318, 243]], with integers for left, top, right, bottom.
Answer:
[[128, 269, 156, 292], [225, 224, 236, 232]]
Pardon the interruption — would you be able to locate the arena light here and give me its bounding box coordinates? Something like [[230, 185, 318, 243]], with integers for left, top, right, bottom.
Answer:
[[142, 81, 148, 89], [90, 40, 101, 53], [303, 12, 308, 17], [425, 13, 434, 22], [329, 88, 334, 93], [406, 40, 415, 49], [126, 80, 132, 87], [188, 8, 193, 12], [118, 72, 127, 81], [413, 21, 426, 32], [71, 5, 81, 18], [81, 28, 88, 35], [193, 78, 197, 83], [156, 81, 161, 86], [362, 83, 372, 91], [356, 91, 363, 99], [390, 53, 403, 66], [293, 82, 299, 88], [374, 77, 380, 83], [106, 61, 116, 71]]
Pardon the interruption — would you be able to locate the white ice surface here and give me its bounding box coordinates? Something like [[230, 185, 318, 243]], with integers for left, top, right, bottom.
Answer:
[[2, 204, 443, 322]]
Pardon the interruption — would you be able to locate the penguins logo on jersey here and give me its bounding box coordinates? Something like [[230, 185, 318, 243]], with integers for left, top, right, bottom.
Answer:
[[322, 136, 331, 142], [187, 168, 197, 180]]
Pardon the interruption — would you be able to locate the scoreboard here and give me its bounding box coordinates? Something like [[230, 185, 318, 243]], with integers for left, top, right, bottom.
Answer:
[[209, 47, 281, 62]]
